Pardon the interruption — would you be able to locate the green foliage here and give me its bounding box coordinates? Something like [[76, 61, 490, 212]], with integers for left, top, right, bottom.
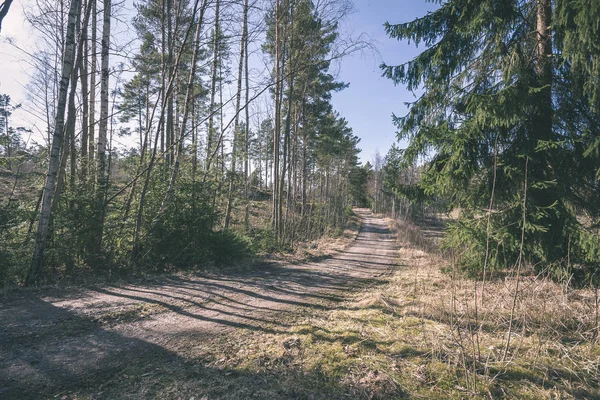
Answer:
[[210, 230, 252, 266], [0, 200, 31, 285], [383, 0, 600, 284], [46, 188, 98, 273], [1, 0, 361, 287], [137, 181, 240, 270], [245, 228, 284, 254], [348, 164, 369, 207]]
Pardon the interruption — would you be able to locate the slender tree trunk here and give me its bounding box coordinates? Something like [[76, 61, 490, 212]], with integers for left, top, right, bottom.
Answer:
[[55, 6, 84, 209], [205, 0, 220, 172], [160, 0, 166, 156], [280, 0, 295, 240], [28, 0, 83, 284], [280, 73, 294, 239], [217, 62, 225, 204], [191, 103, 198, 177], [93, 0, 111, 263], [54, 119, 70, 213], [243, 0, 250, 229], [80, 1, 90, 182], [64, 0, 93, 192], [0, 0, 14, 34], [264, 124, 269, 190], [1, 98, 9, 171], [69, 101, 77, 189], [165, 0, 174, 167], [122, 83, 151, 223], [301, 118, 307, 215], [272, 0, 281, 237], [88, 0, 96, 176], [131, 12, 200, 259], [530, 0, 555, 247], [161, 0, 207, 211], [224, 0, 248, 229]]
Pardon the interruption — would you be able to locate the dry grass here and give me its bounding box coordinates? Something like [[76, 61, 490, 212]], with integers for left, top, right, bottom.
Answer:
[[197, 216, 600, 398], [263, 211, 362, 265], [53, 213, 600, 399], [365, 216, 600, 398], [293, 212, 361, 257]]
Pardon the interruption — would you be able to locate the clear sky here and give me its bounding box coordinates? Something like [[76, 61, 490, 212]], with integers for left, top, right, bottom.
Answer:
[[0, 4, 38, 138], [0, 0, 438, 160], [330, 0, 437, 164]]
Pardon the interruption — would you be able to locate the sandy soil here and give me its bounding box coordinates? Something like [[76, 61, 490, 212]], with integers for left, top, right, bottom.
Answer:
[[0, 210, 398, 399]]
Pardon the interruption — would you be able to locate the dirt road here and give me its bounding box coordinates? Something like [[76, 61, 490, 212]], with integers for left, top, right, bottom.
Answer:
[[0, 210, 398, 399]]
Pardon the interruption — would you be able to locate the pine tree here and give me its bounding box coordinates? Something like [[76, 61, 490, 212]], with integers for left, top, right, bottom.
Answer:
[[263, 0, 352, 240]]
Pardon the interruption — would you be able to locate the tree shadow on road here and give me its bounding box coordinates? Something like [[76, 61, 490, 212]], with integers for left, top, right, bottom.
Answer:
[[0, 296, 409, 399]]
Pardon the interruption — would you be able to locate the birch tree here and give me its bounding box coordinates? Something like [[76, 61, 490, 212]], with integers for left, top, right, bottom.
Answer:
[[28, 0, 83, 284]]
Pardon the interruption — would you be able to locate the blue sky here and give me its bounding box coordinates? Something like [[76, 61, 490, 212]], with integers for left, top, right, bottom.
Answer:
[[0, 0, 438, 159], [331, 0, 438, 164]]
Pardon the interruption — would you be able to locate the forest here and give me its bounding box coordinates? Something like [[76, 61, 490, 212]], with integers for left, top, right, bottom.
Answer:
[[1, 0, 600, 398], [0, 0, 365, 286]]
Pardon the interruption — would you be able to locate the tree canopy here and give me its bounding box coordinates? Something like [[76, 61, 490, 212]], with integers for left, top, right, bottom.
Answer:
[[383, 0, 600, 283]]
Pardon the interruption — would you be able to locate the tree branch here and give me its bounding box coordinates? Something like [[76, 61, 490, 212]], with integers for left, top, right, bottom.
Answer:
[[0, 0, 14, 33]]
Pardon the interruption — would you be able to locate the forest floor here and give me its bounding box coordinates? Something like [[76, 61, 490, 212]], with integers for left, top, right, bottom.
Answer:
[[1, 209, 599, 399]]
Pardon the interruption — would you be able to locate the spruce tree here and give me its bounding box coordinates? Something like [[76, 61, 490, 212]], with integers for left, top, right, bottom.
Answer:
[[383, 0, 600, 283]]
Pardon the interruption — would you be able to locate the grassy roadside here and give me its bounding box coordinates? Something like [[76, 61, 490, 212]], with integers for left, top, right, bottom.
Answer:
[[203, 216, 598, 399], [94, 215, 597, 399], [263, 208, 363, 265]]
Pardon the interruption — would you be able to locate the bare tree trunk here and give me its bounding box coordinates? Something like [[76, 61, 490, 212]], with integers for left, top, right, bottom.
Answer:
[[280, 73, 294, 239], [159, 0, 166, 156], [131, 9, 201, 260], [224, 0, 248, 229], [190, 0, 208, 182], [0, 0, 14, 33], [243, 0, 250, 229], [93, 0, 111, 263], [64, 0, 93, 192], [264, 120, 269, 190], [80, 0, 90, 182], [161, 0, 208, 211], [286, 108, 298, 242], [217, 62, 225, 204], [165, 0, 174, 167], [28, 0, 83, 284], [88, 0, 97, 176], [55, 5, 84, 209], [54, 118, 70, 212], [301, 117, 307, 215], [69, 100, 77, 189], [191, 104, 198, 176], [205, 0, 220, 172], [272, 0, 281, 237], [280, 0, 296, 241], [1, 97, 10, 171]]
